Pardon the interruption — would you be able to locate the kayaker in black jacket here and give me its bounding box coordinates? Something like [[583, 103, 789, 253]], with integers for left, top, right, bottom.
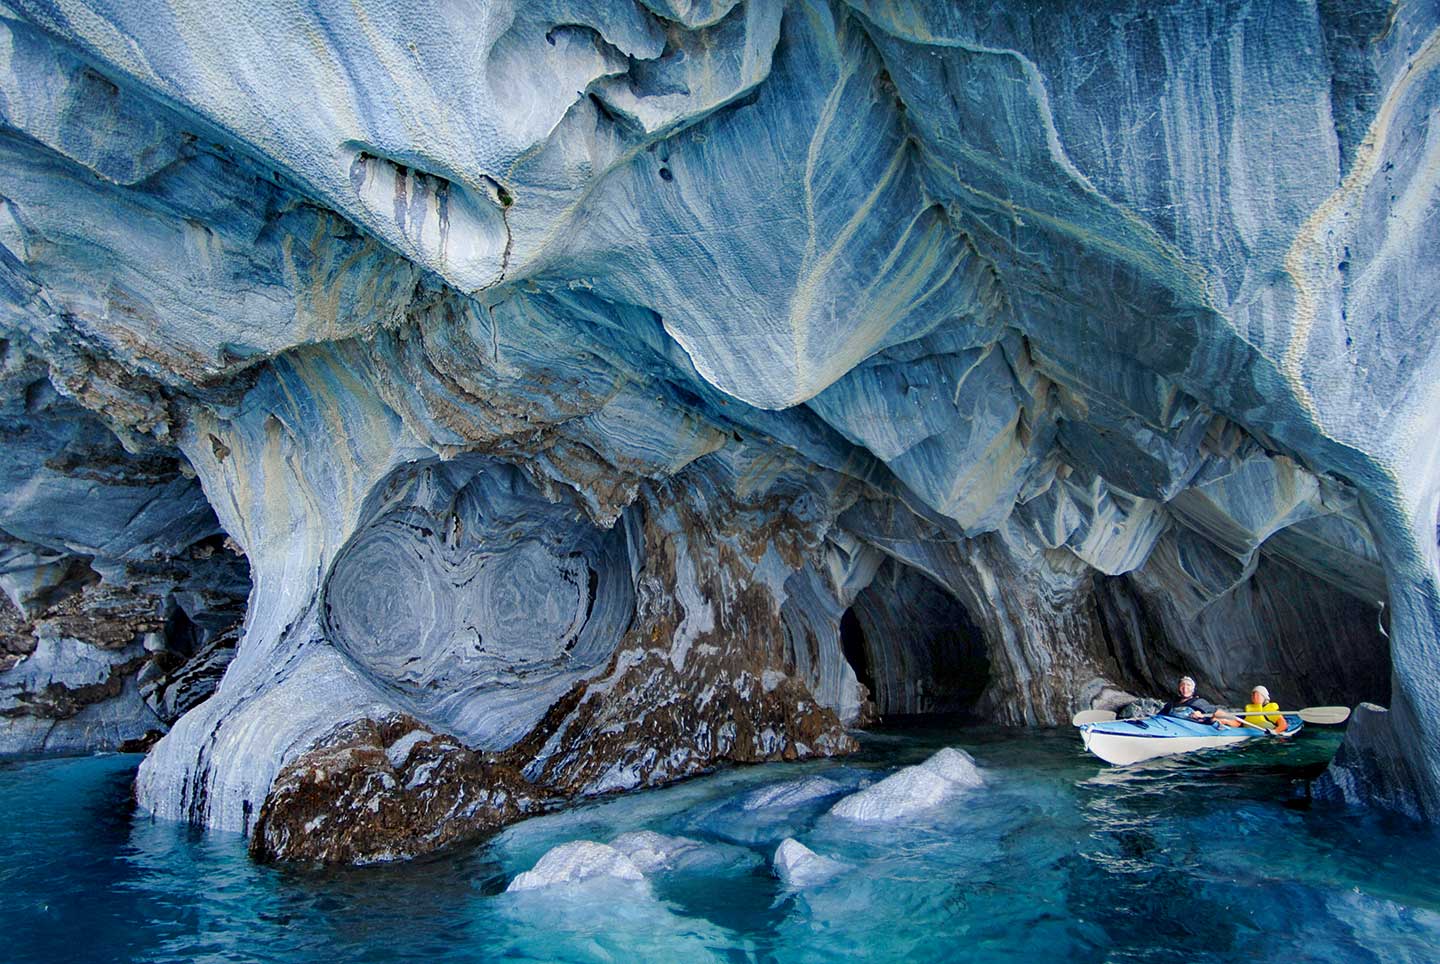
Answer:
[[1158, 676, 1219, 722]]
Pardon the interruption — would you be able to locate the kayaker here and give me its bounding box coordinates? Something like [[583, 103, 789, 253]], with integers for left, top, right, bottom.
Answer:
[[1243, 685, 1289, 732], [1158, 676, 1221, 722]]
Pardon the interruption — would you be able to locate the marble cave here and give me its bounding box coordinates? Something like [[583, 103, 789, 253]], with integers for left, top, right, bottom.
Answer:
[[0, 0, 1437, 876]]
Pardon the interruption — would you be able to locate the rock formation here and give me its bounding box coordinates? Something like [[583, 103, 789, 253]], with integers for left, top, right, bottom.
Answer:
[[829, 746, 982, 822], [773, 838, 848, 888], [506, 840, 647, 892], [0, 0, 1435, 857]]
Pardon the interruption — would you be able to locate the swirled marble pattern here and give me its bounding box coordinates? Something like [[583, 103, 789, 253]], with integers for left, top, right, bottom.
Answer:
[[324, 458, 634, 749]]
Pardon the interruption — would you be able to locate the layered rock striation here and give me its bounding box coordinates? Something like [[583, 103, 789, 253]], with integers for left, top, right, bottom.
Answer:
[[0, 0, 1435, 855]]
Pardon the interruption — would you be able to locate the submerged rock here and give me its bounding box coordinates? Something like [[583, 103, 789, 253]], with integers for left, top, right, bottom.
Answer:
[[507, 841, 646, 892], [742, 776, 847, 812], [773, 838, 848, 888], [608, 831, 706, 874], [830, 748, 982, 823]]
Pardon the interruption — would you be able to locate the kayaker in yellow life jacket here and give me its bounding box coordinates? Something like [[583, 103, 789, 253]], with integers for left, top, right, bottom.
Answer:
[[1244, 685, 1288, 732]]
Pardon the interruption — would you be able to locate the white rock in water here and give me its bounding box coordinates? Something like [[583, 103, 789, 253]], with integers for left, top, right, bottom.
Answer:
[[829, 747, 982, 822], [506, 841, 645, 892], [609, 830, 760, 877], [772, 838, 846, 888], [609, 830, 703, 874], [742, 776, 844, 812], [918, 747, 983, 788]]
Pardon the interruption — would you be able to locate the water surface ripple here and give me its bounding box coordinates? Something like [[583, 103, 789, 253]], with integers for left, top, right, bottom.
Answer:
[[5, 722, 1437, 962]]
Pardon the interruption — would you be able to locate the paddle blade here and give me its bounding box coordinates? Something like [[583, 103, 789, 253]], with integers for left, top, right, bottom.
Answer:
[[1072, 710, 1117, 726], [1296, 706, 1352, 725]]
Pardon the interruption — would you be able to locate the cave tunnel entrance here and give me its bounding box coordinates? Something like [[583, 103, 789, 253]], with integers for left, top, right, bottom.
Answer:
[[162, 604, 201, 657], [1096, 552, 1392, 713], [841, 559, 991, 720], [839, 607, 875, 703]]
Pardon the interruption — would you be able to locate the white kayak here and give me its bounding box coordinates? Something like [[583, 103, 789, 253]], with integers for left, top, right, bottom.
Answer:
[[1078, 713, 1303, 766]]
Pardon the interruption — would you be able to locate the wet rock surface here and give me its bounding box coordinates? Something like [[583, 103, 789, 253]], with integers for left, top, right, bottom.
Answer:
[[0, 0, 1435, 856], [773, 838, 848, 888], [829, 747, 983, 822], [1313, 702, 1430, 819], [253, 715, 540, 864]]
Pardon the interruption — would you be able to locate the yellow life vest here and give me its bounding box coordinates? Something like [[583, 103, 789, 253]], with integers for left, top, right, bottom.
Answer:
[[1245, 701, 1286, 729]]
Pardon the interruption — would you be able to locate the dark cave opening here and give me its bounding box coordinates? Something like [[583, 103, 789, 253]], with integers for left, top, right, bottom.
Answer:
[[1095, 553, 1392, 711], [841, 560, 993, 720], [163, 604, 202, 657], [839, 606, 875, 702]]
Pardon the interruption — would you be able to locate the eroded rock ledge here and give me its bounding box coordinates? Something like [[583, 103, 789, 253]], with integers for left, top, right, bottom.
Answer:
[[0, 0, 1436, 857]]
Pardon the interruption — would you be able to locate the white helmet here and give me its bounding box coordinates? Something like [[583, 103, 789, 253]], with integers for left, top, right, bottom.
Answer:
[[1251, 685, 1270, 702]]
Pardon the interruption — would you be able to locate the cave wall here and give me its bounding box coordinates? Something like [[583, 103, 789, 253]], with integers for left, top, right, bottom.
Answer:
[[0, 0, 1436, 851], [0, 342, 250, 752]]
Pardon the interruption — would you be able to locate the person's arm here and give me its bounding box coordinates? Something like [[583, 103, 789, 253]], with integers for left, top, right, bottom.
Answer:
[[1210, 705, 1244, 727]]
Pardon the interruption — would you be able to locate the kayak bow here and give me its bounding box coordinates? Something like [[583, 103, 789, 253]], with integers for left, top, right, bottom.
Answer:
[[1078, 713, 1303, 766]]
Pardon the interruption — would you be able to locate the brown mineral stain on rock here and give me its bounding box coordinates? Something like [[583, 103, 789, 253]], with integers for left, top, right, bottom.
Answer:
[[118, 729, 166, 753], [517, 472, 858, 799], [250, 714, 542, 864], [35, 582, 166, 651]]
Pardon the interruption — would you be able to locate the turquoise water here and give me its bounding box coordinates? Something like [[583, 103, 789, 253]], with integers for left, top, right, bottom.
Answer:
[[5, 723, 1440, 963]]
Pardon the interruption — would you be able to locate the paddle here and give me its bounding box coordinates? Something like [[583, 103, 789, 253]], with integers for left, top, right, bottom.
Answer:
[[1071, 705, 1350, 728], [1071, 710, 1117, 725], [1220, 706, 1352, 733], [1235, 706, 1351, 725]]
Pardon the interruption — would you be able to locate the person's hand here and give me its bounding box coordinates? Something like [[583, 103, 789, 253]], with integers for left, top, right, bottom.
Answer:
[[1190, 711, 1204, 720]]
